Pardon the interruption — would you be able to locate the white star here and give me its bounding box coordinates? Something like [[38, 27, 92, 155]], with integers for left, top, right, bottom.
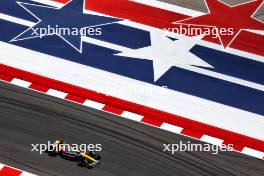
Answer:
[[116, 31, 213, 82]]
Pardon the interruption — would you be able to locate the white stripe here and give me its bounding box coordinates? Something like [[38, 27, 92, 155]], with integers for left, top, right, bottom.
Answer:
[[130, 0, 204, 16], [1, 39, 264, 141], [20, 172, 38, 176], [82, 37, 131, 52], [242, 147, 264, 159], [0, 13, 35, 27], [245, 29, 264, 36], [200, 135, 223, 146], [0, 163, 4, 170], [30, 0, 64, 8], [11, 78, 31, 88], [0, 0, 63, 27], [160, 123, 183, 134], [83, 99, 105, 110], [46, 89, 67, 98], [121, 111, 143, 122]]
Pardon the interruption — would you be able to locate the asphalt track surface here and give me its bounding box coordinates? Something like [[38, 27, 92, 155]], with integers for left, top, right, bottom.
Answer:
[[0, 81, 264, 176]]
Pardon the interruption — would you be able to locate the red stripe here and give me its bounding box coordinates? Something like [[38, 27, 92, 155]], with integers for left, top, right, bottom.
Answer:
[[86, 0, 188, 29], [181, 129, 203, 139], [0, 74, 13, 82], [29, 83, 49, 92], [102, 105, 123, 115], [65, 94, 86, 104], [85, 0, 264, 56], [1, 64, 264, 153], [141, 116, 163, 127], [51, 0, 69, 3], [0, 166, 22, 176], [230, 30, 264, 56], [222, 141, 244, 152]]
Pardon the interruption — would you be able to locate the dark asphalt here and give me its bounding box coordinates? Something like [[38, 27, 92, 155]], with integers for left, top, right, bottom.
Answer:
[[0, 81, 263, 176]]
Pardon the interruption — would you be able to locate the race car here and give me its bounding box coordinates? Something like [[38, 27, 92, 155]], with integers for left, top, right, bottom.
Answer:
[[45, 139, 101, 168]]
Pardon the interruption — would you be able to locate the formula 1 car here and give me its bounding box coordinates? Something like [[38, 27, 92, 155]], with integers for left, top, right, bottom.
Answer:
[[45, 139, 101, 168]]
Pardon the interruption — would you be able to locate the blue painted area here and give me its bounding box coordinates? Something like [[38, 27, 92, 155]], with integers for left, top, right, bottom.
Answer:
[[191, 46, 264, 85], [13, 0, 121, 51], [0, 0, 263, 115], [0, 0, 50, 23], [156, 67, 264, 116], [91, 24, 151, 49]]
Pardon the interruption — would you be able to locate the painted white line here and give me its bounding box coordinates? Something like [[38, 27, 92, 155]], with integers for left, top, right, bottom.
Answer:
[[46, 89, 67, 99], [0, 13, 35, 27], [242, 147, 264, 159], [82, 37, 131, 52], [0, 163, 4, 170], [245, 29, 264, 36], [82, 99, 105, 110], [130, 0, 205, 16], [200, 135, 224, 146], [160, 123, 183, 134], [10, 78, 31, 88], [20, 172, 38, 176], [121, 111, 143, 122], [30, 0, 64, 8]]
